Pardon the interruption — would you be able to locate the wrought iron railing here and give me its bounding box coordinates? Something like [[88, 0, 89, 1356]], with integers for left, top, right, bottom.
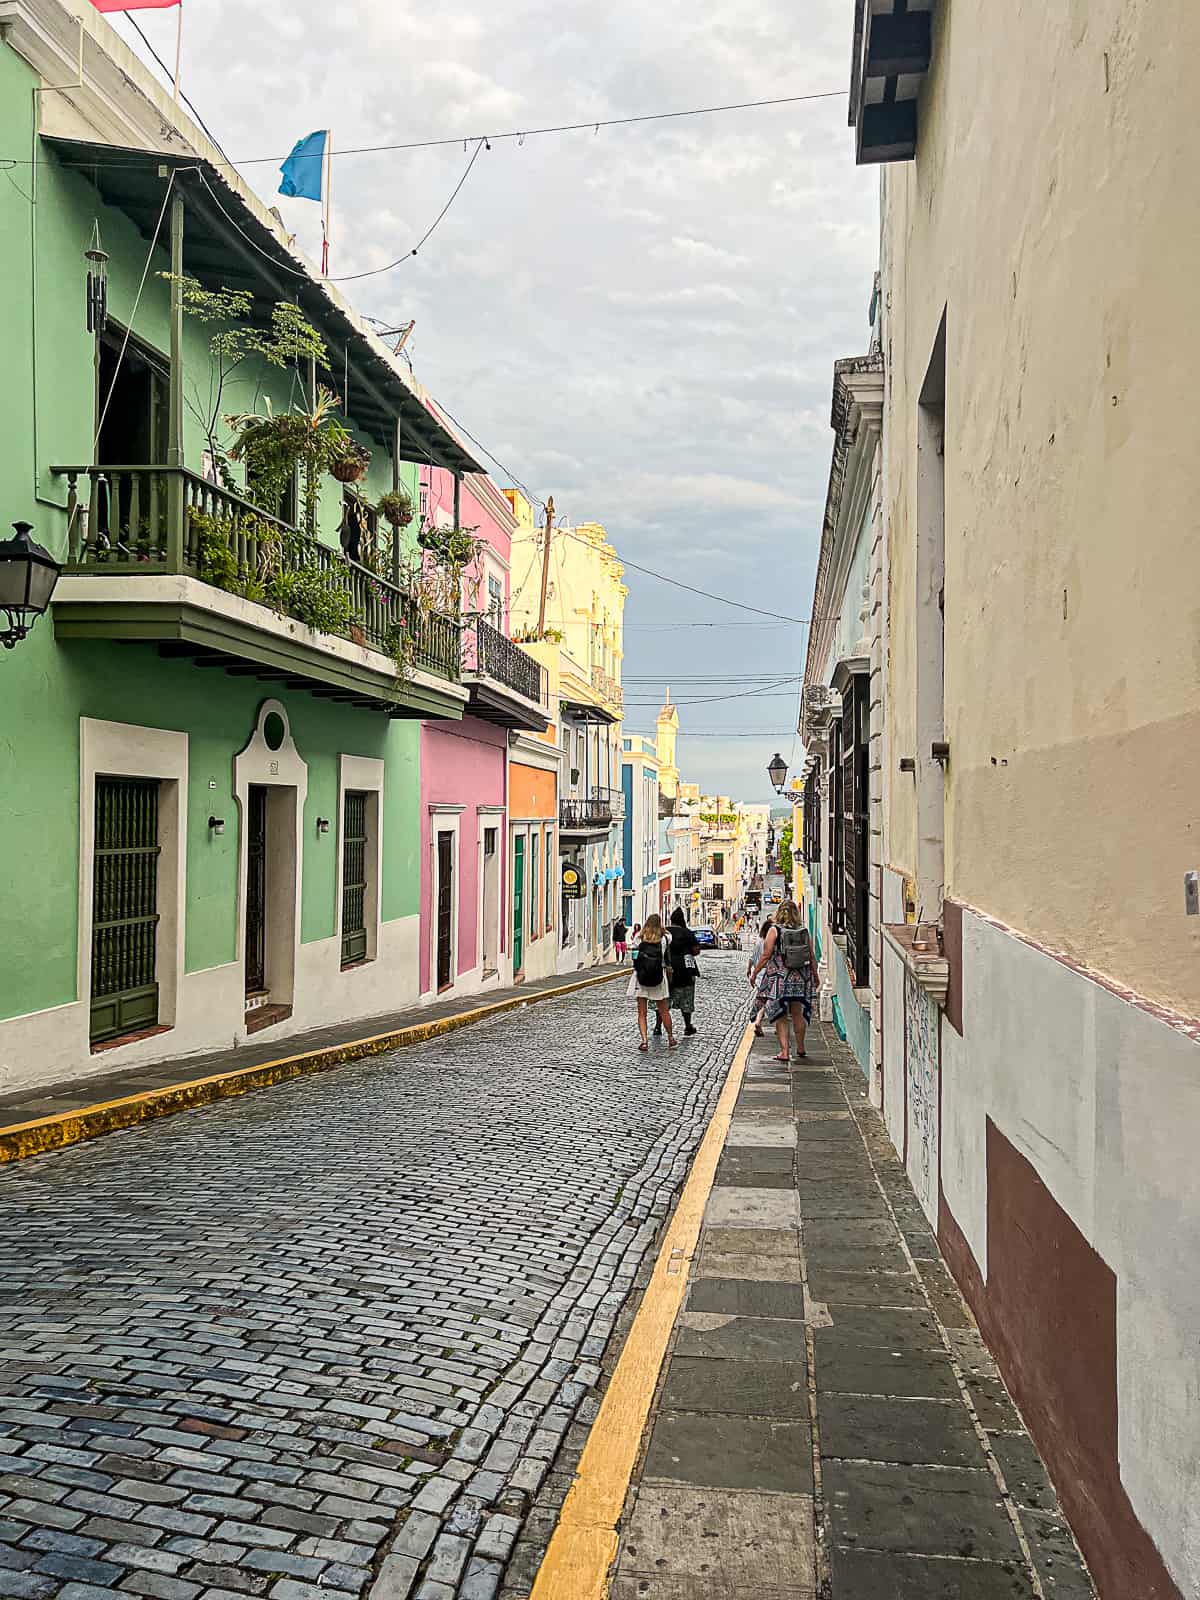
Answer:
[[592, 785, 624, 820], [468, 616, 546, 704], [52, 465, 459, 683], [560, 795, 614, 831]]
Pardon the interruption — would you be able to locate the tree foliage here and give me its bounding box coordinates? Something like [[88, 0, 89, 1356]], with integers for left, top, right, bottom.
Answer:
[[778, 821, 794, 879]]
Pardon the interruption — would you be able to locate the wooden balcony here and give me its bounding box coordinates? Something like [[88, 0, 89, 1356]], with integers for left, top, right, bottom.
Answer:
[[50, 466, 466, 720]]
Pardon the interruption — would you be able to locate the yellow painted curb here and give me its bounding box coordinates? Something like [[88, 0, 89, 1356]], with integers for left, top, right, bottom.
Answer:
[[530, 1022, 754, 1600], [0, 968, 627, 1165]]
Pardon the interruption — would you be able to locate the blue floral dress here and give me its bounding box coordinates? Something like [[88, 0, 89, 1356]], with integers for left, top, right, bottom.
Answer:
[[756, 928, 816, 1022]]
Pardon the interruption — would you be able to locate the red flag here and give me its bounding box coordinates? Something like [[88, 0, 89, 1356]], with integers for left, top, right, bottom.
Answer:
[[89, 0, 180, 11]]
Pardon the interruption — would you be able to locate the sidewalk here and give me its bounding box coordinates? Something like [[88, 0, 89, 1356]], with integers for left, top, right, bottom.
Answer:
[[0, 962, 625, 1161], [587, 1020, 1097, 1598]]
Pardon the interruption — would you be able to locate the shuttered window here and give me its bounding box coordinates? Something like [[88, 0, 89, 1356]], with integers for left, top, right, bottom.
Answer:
[[90, 777, 160, 1044], [341, 790, 368, 966]]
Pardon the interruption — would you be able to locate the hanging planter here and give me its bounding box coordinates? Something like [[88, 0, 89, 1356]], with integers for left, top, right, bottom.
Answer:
[[377, 488, 414, 528], [331, 442, 371, 484]]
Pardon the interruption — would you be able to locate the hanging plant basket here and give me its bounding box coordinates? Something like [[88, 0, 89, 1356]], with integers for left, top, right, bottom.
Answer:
[[377, 489, 414, 528], [332, 442, 371, 484]]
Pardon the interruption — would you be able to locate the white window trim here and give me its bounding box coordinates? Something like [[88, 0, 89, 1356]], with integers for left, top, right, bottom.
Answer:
[[477, 803, 505, 981], [429, 805, 462, 993], [336, 754, 385, 967]]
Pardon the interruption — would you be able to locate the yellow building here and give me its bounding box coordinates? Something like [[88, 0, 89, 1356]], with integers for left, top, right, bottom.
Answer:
[[505, 494, 627, 970]]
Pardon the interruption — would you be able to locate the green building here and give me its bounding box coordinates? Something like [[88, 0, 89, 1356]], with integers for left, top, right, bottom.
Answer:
[[0, 0, 481, 1094]]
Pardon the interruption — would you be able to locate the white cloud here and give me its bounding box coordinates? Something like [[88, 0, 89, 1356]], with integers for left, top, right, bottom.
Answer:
[[120, 0, 876, 797]]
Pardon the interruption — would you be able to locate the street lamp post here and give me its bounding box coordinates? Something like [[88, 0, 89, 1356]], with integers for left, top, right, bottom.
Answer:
[[767, 752, 789, 795], [0, 523, 62, 650]]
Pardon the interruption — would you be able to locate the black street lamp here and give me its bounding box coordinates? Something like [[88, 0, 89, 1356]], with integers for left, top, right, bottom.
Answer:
[[0, 523, 62, 650], [767, 752, 789, 794]]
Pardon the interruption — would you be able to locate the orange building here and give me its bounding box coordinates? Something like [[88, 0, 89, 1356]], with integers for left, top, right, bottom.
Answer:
[[508, 737, 559, 982]]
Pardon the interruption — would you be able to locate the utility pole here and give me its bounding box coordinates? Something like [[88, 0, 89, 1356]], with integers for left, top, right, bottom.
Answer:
[[536, 495, 555, 638]]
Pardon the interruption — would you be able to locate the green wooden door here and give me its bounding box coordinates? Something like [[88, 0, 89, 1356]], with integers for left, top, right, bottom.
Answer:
[[90, 777, 160, 1044], [513, 835, 525, 976]]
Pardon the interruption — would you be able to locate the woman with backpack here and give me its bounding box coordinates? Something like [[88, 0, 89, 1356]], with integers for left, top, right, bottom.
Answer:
[[749, 899, 818, 1061], [627, 914, 677, 1051], [747, 916, 774, 1037]]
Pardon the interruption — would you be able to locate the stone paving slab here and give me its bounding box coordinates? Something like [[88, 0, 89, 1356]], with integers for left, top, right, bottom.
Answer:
[[642, 1412, 812, 1494], [598, 1022, 1097, 1600], [619, 1486, 816, 1590]]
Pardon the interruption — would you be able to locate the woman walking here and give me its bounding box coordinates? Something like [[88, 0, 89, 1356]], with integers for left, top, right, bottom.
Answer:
[[747, 917, 774, 1036], [612, 915, 628, 963], [655, 907, 701, 1037], [628, 914, 676, 1051], [749, 900, 818, 1061]]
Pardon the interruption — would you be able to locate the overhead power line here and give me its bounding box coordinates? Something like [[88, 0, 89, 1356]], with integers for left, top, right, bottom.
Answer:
[[232, 90, 847, 168]]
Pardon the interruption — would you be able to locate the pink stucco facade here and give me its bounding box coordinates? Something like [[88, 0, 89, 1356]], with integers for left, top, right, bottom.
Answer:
[[419, 719, 508, 995], [417, 459, 519, 997]]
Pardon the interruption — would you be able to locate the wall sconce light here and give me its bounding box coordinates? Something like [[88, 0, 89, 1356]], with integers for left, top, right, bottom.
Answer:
[[316, 817, 330, 835], [899, 757, 916, 773], [208, 815, 226, 836]]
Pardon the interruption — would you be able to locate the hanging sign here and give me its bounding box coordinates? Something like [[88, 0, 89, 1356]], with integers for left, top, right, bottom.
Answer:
[[562, 863, 585, 900]]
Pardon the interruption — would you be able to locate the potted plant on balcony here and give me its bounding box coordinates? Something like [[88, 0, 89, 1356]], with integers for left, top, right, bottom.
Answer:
[[331, 440, 371, 485], [377, 488, 414, 529]]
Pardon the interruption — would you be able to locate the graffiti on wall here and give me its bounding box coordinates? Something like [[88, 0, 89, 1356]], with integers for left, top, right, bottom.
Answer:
[[904, 968, 940, 1225]]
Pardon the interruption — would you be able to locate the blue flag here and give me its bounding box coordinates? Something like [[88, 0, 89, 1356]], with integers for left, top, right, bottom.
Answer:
[[279, 130, 326, 201]]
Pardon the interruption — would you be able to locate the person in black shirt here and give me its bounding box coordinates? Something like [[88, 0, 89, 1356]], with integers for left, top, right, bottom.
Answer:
[[655, 906, 701, 1037]]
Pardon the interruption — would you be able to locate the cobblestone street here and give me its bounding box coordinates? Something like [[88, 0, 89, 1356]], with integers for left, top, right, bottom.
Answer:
[[0, 963, 749, 1600]]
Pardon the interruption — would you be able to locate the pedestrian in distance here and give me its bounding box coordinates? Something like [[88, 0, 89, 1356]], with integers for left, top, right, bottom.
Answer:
[[612, 915, 628, 963], [749, 899, 818, 1061], [747, 916, 774, 1036], [628, 914, 677, 1051], [655, 906, 701, 1038]]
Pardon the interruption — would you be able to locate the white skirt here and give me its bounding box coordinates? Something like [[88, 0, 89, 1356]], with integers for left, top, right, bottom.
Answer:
[[627, 972, 670, 1002]]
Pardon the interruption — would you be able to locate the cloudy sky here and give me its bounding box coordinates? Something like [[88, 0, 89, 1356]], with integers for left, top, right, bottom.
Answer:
[[122, 0, 879, 802]]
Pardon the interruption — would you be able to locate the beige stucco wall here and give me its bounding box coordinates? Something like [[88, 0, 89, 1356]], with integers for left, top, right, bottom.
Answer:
[[881, 0, 1200, 1015]]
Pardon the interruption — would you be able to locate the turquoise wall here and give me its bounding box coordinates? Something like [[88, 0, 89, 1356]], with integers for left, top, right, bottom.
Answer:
[[0, 46, 427, 1028], [832, 938, 871, 1080]]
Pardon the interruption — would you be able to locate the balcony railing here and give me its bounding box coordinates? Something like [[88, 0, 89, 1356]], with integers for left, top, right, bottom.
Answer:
[[590, 666, 623, 711], [592, 785, 624, 820], [467, 616, 546, 704], [54, 466, 460, 682], [560, 794, 614, 831]]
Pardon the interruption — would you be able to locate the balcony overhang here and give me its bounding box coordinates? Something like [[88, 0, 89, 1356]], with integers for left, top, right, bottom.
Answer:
[[849, 0, 934, 165], [52, 575, 468, 720], [462, 673, 549, 732], [831, 654, 870, 697], [41, 136, 483, 468], [559, 694, 619, 727]]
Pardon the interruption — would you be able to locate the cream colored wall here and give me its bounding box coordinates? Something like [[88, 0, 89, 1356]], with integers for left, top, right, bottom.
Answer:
[[882, 0, 1200, 1014]]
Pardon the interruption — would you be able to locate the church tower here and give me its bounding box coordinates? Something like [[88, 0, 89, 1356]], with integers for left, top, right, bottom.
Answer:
[[656, 688, 680, 800]]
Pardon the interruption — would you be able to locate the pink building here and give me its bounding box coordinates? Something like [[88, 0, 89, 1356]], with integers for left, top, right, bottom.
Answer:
[[418, 466, 550, 1000]]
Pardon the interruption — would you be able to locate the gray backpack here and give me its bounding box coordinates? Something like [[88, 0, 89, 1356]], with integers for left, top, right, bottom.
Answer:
[[778, 925, 812, 971]]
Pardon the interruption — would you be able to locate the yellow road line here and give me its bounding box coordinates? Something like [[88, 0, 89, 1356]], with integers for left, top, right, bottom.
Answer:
[[0, 967, 626, 1164], [530, 1022, 754, 1600]]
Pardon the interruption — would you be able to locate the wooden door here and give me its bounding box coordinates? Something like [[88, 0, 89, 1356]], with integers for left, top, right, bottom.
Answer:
[[512, 835, 525, 977], [436, 830, 454, 990], [245, 785, 268, 995], [90, 777, 160, 1044]]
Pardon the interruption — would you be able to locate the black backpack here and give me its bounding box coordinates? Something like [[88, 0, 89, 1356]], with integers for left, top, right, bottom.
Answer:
[[634, 941, 665, 987], [779, 925, 812, 971]]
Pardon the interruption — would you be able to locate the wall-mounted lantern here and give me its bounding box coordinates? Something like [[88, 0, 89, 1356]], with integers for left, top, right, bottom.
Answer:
[[316, 817, 331, 835], [0, 523, 62, 650], [208, 816, 226, 837]]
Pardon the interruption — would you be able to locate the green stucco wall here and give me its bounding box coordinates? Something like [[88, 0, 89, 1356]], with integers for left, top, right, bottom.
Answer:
[[0, 46, 427, 1028]]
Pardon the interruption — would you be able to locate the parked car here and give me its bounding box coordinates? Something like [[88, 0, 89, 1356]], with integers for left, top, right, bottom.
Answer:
[[693, 926, 718, 948]]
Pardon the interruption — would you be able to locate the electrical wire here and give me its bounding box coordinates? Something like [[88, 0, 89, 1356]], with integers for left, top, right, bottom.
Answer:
[[122, 14, 231, 160], [232, 90, 847, 169], [0, 87, 846, 173], [329, 139, 487, 282], [624, 677, 801, 707], [93, 171, 175, 453]]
